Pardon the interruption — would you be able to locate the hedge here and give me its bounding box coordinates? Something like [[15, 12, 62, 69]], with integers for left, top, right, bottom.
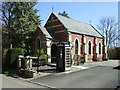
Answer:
[[108, 47, 120, 59], [4, 48, 25, 68]]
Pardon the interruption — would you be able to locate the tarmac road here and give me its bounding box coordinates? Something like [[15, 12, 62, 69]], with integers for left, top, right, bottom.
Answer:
[[31, 66, 119, 89], [2, 74, 47, 88]]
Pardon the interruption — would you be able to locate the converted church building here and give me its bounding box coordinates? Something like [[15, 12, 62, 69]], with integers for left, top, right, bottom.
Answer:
[[32, 12, 107, 64]]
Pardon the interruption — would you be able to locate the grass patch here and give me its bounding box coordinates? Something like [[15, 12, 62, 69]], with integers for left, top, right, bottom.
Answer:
[[2, 67, 16, 75]]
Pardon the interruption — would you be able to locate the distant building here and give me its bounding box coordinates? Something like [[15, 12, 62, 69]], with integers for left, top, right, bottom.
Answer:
[[32, 12, 107, 63]]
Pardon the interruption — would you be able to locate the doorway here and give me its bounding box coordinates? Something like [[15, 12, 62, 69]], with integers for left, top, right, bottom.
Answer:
[[51, 44, 57, 63]]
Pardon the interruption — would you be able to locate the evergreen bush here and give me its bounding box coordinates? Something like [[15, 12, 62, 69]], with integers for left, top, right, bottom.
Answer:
[[33, 49, 48, 65], [4, 48, 24, 68]]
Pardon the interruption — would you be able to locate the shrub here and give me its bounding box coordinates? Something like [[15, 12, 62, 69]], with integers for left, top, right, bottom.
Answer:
[[3, 71, 9, 75], [4, 48, 24, 68], [33, 49, 46, 56], [108, 47, 120, 59], [2, 68, 16, 75], [33, 49, 40, 57], [40, 54, 48, 65], [24, 49, 31, 56], [33, 49, 48, 65]]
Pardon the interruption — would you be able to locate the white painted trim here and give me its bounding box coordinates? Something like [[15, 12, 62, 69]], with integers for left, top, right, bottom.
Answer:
[[47, 19, 58, 23], [47, 24, 63, 29], [46, 39, 51, 47], [83, 35, 86, 44], [46, 39, 52, 63], [83, 35, 87, 54], [91, 44, 95, 46], [94, 38, 98, 55], [46, 40, 51, 63], [49, 42, 57, 63], [95, 37, 97, 45], [55, 30, 66, 33]]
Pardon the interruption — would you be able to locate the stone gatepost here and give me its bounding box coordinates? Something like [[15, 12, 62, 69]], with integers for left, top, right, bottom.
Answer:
[[29, 58, 32, 70], [17, 55, 24, 69], [24, 56, 37, 78], [24, 56, 29, 69], [24, 56, 33, 70]]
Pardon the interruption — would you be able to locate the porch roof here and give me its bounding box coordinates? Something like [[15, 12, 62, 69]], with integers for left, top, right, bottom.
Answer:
[[38, 26, 52, 39]]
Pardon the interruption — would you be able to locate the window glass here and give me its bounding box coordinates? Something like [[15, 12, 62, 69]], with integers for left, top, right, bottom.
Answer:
[[88, 41, 91, 55], [99, 43, 101, 54], [75, 40, 78, 55]]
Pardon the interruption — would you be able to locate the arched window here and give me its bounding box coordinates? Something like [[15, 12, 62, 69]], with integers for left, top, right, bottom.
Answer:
[[99, 43, 101, 54], [88, 41, 91, 55], [36, 38, 41, 49], [75, 39, 79, 55]]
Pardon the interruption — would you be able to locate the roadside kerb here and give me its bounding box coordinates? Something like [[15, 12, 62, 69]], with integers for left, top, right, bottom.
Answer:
[[26, 80, 58, 90]]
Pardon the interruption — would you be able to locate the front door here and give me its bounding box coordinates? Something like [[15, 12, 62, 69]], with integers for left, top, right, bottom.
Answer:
[[51, 44, 57, 63]]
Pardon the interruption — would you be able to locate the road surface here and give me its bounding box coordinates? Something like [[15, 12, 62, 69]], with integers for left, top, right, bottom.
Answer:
[[31, 66, 119, 88], [2, 74, 47, 88]]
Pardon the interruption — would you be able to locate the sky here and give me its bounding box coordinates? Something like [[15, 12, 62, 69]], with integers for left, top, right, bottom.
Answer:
[[118, 1, 120, 47], [34, 2, 118, 29]]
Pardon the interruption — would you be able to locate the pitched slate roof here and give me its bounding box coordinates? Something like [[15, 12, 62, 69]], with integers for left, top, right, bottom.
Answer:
[[38, 26, 52, 39], [53, 12, 103, 38]]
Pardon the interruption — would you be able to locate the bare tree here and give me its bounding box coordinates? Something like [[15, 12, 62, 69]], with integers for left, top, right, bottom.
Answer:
[[97, 17, 119, 48]]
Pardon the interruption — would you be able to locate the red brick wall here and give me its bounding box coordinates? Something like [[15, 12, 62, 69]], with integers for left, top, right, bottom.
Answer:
[[97, 38, 104, 60], [71, 33, 104, 61], [45, 13, 68, 42], [86, 36, 95, 60], [31, 27, 47, 51], [71, 33, 83, 55]]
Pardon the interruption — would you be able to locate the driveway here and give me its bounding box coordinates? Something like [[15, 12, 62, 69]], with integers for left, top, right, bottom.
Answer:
[[31, 65, 119, 88]]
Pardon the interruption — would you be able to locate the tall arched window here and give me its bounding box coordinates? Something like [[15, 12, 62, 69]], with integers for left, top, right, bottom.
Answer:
[[99, 43, 101, 54], [75, 39, 78, 55], [88, 41, 91, 55], [36, 38, 41, 49]]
